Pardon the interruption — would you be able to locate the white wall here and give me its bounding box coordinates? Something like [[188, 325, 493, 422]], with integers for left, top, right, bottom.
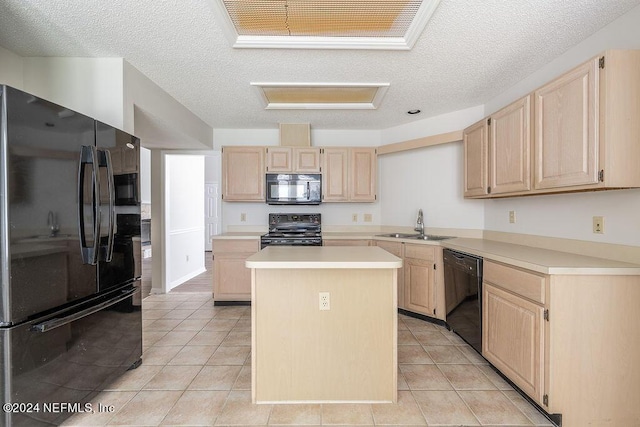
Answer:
[[379, 142, 485, 229], [377, 106, 486, 230], [22, 57, 125, 129], [0, 46, 24, 88], [483, 3, 640, 246], [165, 154, 205, 290], [140, 147, 152, 204], [124, 61, 212, 148]]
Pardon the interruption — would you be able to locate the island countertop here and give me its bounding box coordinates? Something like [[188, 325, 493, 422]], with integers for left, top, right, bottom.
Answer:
[[246, 246, 402, 269]]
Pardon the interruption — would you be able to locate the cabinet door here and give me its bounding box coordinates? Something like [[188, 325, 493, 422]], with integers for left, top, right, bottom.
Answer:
[[322, 148, 349, 201], [213, 257, 252, 300], [376, 241, 405, 309], [483, 283, 545, 404], [404, 257, 436, 316], [534, 57, 599, 189], [222, 147, 265, 201], [490, 96, 531, 194], [294, 147, 321, 173], [212, 239, 258, 301], [463, 119, 489, 197], [349, 148, 377, 202], [266, 147, 292, 172]]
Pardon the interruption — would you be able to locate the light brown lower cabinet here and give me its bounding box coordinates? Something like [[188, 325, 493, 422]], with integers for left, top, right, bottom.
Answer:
[[483, 282, 545, 402], [404, 247, 436, 316], [482, 259, 640, 427], [212, 239, 259, 302], [375, 241, 444, 319]]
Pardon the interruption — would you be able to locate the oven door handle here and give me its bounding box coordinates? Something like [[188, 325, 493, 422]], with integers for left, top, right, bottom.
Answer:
[[31, 288, 137, 333]]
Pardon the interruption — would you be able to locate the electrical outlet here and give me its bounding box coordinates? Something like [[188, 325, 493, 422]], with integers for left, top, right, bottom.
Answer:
[[240, 213, 246, 222], [509, 211, 516, 224], [593, 216, 604, 234], [352, 213, 358, 222], [319, 292, 330, 311], [186, 255, 190, 262], [364, 213, 372, 222]]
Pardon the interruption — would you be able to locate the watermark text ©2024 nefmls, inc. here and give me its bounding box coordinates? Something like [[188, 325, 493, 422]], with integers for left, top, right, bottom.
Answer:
[[2, 402, 115, 414]]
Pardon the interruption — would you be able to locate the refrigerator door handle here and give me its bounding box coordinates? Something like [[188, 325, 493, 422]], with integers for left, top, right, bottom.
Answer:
[[30, 287, 137, 333], [78, 145, 101, 265], [100, 149, 116, 262]]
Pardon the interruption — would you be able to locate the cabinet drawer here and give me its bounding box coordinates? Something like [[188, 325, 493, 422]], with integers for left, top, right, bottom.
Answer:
[[404, 244, 435, 261], [213, 239, 259, 254], [484, 261, 546, 304]]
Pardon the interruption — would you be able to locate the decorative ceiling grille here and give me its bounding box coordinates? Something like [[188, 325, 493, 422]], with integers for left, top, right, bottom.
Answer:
[[223, 0, 422, 37], [214, 0, 441, 49]]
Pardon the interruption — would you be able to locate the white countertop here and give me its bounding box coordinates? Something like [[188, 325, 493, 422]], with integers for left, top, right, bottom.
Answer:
[[214, 230, 640, 276], [442, 238, 640, 275], [246, 246, 403, 269]]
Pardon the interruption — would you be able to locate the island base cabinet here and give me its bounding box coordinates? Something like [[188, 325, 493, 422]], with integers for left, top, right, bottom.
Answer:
[[252, 268, 397, 403], [482, 283, 545, 405]]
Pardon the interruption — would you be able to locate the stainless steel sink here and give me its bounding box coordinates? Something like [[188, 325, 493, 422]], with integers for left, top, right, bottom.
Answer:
[[376, 233, 421, 238], [409, 235, 453, 241]]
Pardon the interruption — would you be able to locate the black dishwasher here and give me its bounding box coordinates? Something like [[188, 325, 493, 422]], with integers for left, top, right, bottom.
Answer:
[[443, 249, 483, 353]]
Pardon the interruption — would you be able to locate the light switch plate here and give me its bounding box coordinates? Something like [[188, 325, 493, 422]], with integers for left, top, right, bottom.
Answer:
[[509, 211, 516, 224]]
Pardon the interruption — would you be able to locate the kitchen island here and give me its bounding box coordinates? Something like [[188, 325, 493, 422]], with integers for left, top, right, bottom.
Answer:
[[246, 246, 402, 404]]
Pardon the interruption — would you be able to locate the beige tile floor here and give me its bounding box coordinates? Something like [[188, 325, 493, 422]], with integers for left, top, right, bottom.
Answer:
[[63, 291, 554, 426]]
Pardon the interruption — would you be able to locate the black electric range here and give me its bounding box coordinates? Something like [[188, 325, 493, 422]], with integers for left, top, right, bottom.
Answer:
[[260, 213, 322, 249]]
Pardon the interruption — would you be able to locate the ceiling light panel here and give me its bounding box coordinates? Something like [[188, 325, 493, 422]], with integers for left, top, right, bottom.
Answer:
[[223, 0, 420, 37], [251, 83, 390, 110], [215, 0, 441, 50]]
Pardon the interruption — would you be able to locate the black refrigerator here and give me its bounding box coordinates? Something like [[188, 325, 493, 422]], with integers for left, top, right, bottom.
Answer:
[[0, 86, 142, 426]]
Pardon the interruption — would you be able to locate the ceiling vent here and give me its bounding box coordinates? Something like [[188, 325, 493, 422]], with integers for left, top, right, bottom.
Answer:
[[251, 82, 390, 110], [213, 0, 441, 50]]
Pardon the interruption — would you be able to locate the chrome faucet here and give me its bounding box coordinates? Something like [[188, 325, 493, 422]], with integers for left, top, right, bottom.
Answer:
[[47, 211, 60, 237], [414, 209, 424, 236]]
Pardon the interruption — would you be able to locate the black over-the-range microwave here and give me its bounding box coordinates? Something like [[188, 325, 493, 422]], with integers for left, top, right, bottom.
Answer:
[[265, 173, 321, 205]]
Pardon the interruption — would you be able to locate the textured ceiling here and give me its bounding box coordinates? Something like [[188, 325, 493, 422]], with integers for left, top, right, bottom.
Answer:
[[1, 0, 639, 131]]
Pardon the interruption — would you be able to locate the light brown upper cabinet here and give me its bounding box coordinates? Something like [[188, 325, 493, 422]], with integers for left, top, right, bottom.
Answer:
[[464, 96, 531, 198], [222, 146, 265, 201], [465, 49, 640, 198], [265, 147, 321, 173], [322, 147, 377, 202], [534, 58, 599, 189], [463, 119, 489, 197], [322, 148, 349, 201], [535, 50, 640, 191], [349, 147, 377, 202], [490, 96, 531, 194]]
